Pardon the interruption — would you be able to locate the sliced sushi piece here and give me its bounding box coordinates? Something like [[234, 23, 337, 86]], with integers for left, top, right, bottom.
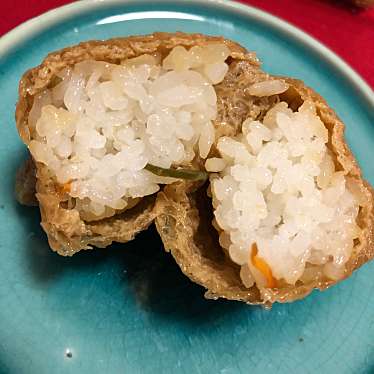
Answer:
[[155, 70, 374, 304], [15, 32, 260, 255], [16, 32, 373, 304]]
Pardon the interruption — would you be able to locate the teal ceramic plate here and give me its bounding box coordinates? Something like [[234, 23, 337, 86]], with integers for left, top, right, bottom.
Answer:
[[0, 1, 373, 373]]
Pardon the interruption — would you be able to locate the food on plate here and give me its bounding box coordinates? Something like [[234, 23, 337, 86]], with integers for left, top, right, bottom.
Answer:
[[154, 53, 374, 304], [16, 32, 373, 304], [15, 32, 257, 255]]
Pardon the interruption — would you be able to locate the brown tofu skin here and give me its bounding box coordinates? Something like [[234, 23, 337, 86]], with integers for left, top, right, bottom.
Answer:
[[155, 71, 374, 305], [15, 157, 38, 207], [16, 33, 373, 304], [15, 32, 259, 256]]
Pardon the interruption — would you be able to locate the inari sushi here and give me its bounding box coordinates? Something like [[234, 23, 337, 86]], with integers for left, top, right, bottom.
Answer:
[[15, 33, 373, 304], [15, 33, 259, 255], [152, 37, 374, 304]]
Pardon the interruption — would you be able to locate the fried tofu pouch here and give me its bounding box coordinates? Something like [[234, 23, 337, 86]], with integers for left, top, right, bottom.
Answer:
[[15, 32, 259, 256], [16, 32, 373, 305], [155, 61, 374, 304]]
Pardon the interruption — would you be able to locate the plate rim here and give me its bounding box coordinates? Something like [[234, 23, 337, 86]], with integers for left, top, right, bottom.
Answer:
[[0, 0, 373, 108], [0, 2, 373, 371]]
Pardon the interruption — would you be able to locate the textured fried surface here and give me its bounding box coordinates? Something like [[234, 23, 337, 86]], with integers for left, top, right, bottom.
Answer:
[[16, 33, 373, 304], [15, 32, 259, 256], [155, 69, 374, 305], [155, 182, 262, 304], [15, 156, 38, 207]]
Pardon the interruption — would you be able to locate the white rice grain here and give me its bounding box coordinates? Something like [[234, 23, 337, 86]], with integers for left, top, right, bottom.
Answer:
[[248, 80, 289, 97], [28, 44, 229, 219], [209, 100, 360, 288]]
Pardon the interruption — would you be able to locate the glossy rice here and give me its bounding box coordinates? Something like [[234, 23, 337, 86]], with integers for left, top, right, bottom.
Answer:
[[17, 33, 372, 303], [208, 93, 361, 292], [27, 44, 229, 221]]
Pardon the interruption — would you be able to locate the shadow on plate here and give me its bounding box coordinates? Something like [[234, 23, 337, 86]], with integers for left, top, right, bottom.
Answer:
[[116, 225, 250, 323], [16, 199, 249, 325], [8, 152, 250, 324]]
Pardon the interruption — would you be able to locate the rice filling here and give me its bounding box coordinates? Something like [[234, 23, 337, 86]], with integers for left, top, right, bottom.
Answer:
[[28, 44, 230, 220], [208, 100, 361, 288]]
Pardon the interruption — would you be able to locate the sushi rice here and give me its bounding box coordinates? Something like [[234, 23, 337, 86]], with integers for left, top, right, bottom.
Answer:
[[28, 44, 229, 220], [27, 41, 361, 289], [207, 97, 361, 288]]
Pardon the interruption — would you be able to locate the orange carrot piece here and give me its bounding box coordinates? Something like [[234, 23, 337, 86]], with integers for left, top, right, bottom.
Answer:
[[250, 243, 277, 288]]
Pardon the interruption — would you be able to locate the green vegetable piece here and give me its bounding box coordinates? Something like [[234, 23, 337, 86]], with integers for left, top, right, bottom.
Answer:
[[145, 163, 208, 181]]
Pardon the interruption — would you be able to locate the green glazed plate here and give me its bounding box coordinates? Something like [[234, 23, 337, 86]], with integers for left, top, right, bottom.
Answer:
[[0, 1, 373, 373]]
